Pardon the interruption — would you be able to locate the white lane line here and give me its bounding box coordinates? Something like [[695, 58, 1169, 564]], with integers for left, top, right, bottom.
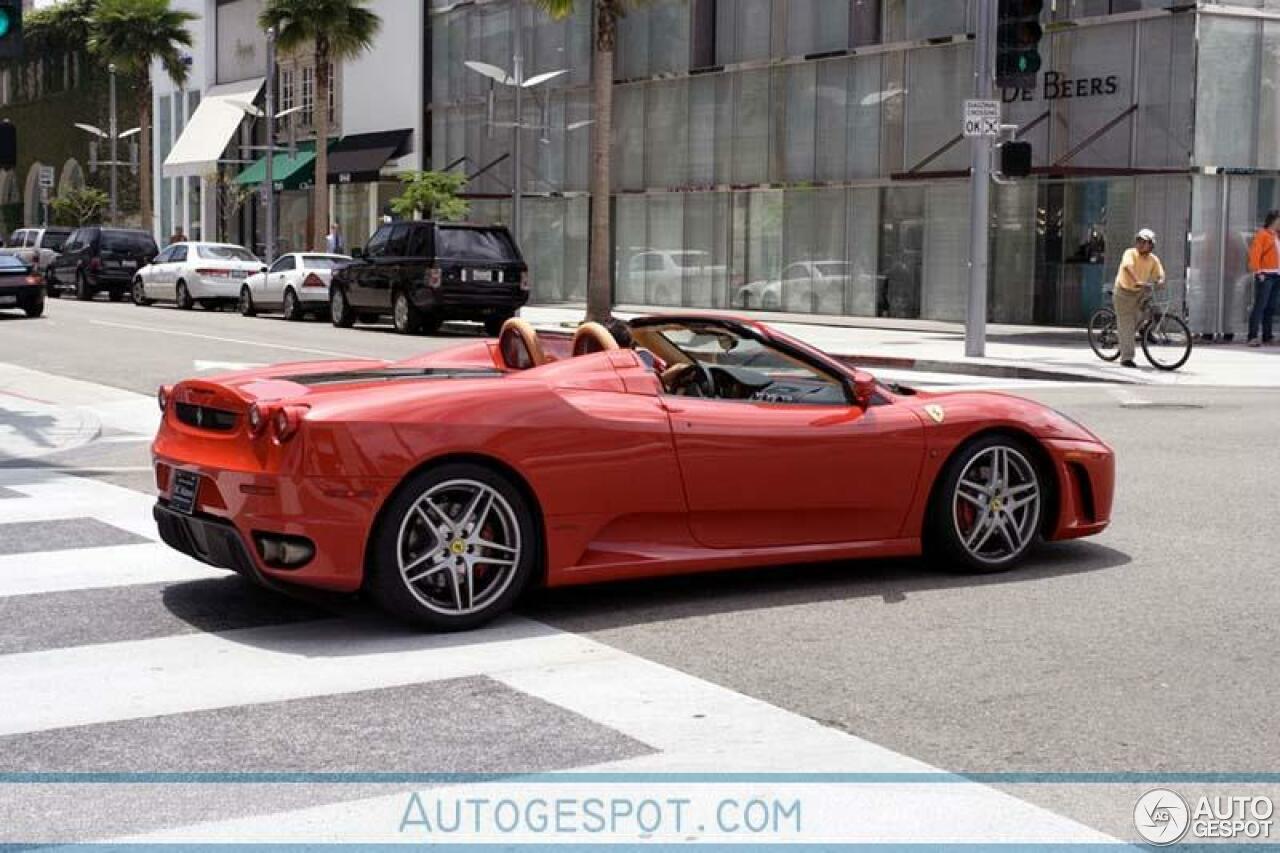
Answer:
[[0, 474, 161, 540], [0, 542, 225, 598], [88, 319, 369, 360]]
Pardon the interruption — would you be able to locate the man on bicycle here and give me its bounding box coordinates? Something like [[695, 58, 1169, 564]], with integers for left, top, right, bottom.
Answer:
[[1114, 228, 1166, 368]]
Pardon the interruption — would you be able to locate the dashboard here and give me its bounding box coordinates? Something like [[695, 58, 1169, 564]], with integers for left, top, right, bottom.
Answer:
[[708, 365, 850, 406]]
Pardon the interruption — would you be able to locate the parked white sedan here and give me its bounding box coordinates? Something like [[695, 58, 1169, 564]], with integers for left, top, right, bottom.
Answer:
[[238, 252, 351, 321], [132, 242, 265, 310]]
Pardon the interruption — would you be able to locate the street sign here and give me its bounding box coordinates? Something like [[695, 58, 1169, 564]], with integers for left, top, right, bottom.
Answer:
[[963, 100, 1001, 137], [38, 165, 54, 189]]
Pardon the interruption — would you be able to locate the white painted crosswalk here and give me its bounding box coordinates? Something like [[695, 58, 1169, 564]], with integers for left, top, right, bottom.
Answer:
[[0, 362, 1117, 846]]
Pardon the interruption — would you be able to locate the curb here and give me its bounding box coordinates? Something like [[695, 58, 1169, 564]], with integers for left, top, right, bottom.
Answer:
[[529, 325, 1133, 385]]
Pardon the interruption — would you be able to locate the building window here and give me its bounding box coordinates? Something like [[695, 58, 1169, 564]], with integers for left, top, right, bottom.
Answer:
[[280, 68, 296, 114], [327, 63, 336, 123], [301, 65, 315, 125]]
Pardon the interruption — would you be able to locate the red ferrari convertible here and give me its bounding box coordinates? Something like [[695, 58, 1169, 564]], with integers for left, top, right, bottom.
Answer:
[[152, 315, 1113, 630]]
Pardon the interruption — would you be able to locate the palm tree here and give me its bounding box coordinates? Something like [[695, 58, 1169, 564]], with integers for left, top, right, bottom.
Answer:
[[532, 0, 641, 323], [260, 0, 381, 250], [88, 0, 196, 231]]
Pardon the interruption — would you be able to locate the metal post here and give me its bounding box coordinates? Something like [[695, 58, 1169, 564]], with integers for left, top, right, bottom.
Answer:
[[966, 0, 995, 358], [108, 64, 118, 224], [512, 0, 524, 241], [265, 27, 277, 264]]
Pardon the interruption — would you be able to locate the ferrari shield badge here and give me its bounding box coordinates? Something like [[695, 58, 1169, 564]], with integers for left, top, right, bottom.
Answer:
[[924, 404, 946, 424]]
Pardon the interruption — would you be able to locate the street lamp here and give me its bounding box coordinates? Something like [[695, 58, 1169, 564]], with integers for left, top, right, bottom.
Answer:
[[73, 110, 141, 227], [463, 0, 573, 241]]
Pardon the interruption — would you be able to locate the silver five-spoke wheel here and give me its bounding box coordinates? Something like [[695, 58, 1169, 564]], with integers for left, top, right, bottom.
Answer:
[[951, 445, 1041, 566], [395, 478, 523, 617]]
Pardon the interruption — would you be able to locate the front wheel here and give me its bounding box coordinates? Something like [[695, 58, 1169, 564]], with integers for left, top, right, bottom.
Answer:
[[367, 463, 539, 631], [1087, 308, 1120, 362], [238, 286, 256, 317], [330, 286, 355, 327], [1142, 313, 1192, 371], [132, 279, 153, 306], [928, 436, 1045, 574]]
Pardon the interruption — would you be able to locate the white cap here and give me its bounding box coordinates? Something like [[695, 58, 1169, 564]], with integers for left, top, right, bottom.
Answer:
[[1136, 228, 1157, 243]]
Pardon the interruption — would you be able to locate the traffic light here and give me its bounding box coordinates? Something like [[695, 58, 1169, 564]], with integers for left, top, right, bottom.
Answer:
[[998, 141, 1032, 178], [996, 0, 1042, 90], [0, 1, 22, 61]]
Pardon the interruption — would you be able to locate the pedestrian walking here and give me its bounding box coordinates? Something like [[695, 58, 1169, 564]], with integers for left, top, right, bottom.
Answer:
[[325, 222, 344, 254], [167, 226, 186, 247], [1247, 210, 1280, 347], [1113, 228, 1166, 368]]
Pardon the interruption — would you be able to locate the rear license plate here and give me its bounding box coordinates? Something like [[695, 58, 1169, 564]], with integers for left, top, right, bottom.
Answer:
[[465, 269, 498, 283], [122, 260, 137, 270], [170, 469, 201, 516]]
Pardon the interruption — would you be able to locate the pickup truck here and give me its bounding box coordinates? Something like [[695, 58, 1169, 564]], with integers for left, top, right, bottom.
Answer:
[[1, 227, 72, 282]]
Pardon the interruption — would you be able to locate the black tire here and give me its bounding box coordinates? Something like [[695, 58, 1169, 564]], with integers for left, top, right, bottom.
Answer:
[[21, 290, 45, 318], [392, 290, 422, 335], [483, 313, 512, 337], [75, 272, 93, 301], [1087, 308, 1120, 362], [176, 281, 194, 310], [330, 285, 356, 327], [282, 288, 304, 322], [132, 279, 153, 306], [45, 271, 61, 298], [239, 286, 256, 317], [926, 434, 1046, 574], [1142, 313, 1193, 371], [367, 462, 539, 631]]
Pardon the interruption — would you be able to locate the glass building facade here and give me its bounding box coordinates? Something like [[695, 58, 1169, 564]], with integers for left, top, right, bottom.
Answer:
[[430, 0, 1280, 335]]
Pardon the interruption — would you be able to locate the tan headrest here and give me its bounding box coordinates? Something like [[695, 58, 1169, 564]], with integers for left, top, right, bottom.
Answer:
[[571, 321, 621, 357], [497, 317, 547, 370]]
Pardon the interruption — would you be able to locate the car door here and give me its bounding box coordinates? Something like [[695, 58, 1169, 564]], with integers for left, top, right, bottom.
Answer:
[[266, 255, 294, 306], [164, 245, 187, 299], [658, 332, 925, 549], [348, 226, 391, 310], [144, 247, 172, 297]]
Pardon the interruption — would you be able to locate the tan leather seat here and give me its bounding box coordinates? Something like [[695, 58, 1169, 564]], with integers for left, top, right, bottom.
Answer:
[[497, 317, 548, 370], [571, 321, 621, 357]]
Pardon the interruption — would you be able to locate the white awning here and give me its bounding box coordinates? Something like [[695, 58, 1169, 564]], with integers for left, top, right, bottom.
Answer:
[[162, 77, 265, 179]]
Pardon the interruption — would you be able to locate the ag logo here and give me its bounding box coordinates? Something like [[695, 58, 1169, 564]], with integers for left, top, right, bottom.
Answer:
[[924, 404, 945, 424], [1134, 789, 1190, 845]]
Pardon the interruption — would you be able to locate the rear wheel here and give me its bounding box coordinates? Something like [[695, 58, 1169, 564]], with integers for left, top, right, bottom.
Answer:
[[21, 290, 45, 318], [330, 285, 355, 327], [176, 281, 194, 310], [1142, 313, 1192, 371], [238, 286, 256, 317], [282, 288, 304, 322], [928, 436, 1045, 574], [393, 290, 422, 335], [132, 279, 153, 306], [367, 463, 538, 631], [75, 272, 93, 301], [1087, 308, 1120, 362]]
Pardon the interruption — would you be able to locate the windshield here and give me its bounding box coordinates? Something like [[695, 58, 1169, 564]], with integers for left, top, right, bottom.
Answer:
[[101, 231, 158, 254], [301, 255, 347, 269], [197, 245, 258, 262], [436, 227, 518, 263], [42, 231, 70, 251]]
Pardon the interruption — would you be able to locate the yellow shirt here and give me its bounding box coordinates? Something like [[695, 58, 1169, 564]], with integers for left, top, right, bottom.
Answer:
[[1115, 248, 1165, 291]]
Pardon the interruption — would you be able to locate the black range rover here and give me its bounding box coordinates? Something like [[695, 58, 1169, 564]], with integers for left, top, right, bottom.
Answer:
[[329, 221, 529, 335]]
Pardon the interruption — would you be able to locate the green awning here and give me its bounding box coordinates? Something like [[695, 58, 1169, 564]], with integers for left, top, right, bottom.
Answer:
[[234, 142, 320, 191]]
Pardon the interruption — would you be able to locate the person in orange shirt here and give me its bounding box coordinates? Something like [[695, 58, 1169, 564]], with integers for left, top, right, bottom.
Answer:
[[1247, 210, 1280, 346]]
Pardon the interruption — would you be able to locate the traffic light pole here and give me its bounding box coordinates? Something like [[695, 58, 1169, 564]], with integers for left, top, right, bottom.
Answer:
[[108, 64, 118, 225], [966, 0, 996, 359]]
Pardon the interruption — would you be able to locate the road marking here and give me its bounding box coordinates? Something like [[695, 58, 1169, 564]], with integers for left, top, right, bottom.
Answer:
[[193, 360, 267, 373], [88, 320, 368, 360], [0, 542, 224, 598]]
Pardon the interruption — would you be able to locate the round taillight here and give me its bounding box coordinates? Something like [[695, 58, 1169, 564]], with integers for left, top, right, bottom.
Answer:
[[247, 404, 265, 435], [157, 385, 172, 412], [271, 406, 305, 443]]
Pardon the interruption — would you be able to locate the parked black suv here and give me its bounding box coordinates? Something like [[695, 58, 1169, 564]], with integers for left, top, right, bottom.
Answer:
[[47, 227, 160, 302], [329, 221, 529, 335]]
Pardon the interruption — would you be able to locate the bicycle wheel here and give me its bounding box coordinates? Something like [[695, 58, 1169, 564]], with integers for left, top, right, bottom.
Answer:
[[1087, 308, 1120, 362], [1142, 313, 1192, 371]]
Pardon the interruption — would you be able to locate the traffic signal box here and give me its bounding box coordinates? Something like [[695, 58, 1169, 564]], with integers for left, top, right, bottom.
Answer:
[[996, 0, 1042, 91], [0, 1, 22, 62]]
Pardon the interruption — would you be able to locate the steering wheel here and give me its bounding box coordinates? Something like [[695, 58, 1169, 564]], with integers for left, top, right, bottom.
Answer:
[[661, 361, 716, 397]]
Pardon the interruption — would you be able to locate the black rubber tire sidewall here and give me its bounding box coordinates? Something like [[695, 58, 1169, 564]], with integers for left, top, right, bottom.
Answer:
[[176, 282, 193, 310], [75, 272, 92, 301], [21, 291, 44, 317], [239, 286, 255, 316], [1142, 315, 1192, 371], [283, 289, 303, 321], [926, 434, 1045, 575], [393, 291, 421, 335], [330, 286, 355, 327], [367, 462, 538, 632]]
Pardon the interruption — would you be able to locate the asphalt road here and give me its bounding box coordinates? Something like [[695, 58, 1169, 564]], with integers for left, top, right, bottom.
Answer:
[[3, 294, 1278, 840]]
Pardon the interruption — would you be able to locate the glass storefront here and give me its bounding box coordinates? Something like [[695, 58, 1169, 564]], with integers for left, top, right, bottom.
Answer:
[[430, 0, 1280, 335]]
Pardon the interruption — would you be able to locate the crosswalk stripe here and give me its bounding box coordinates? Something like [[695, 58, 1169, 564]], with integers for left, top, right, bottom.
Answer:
[[0, 542, 226, 598]]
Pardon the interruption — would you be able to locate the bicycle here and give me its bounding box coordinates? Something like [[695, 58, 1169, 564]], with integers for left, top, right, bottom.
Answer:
[[1087, 281, 1193, 371]]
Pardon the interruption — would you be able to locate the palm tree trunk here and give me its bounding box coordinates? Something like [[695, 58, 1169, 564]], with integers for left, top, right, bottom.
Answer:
[[313, 40, 331, 251], [586, 2, 616, 323], [138, 77, 153, 232]]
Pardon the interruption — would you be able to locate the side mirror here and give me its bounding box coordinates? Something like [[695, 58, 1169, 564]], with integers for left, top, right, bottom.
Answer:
[[259, 265, 268, 273], [852, 372, 877, 408]]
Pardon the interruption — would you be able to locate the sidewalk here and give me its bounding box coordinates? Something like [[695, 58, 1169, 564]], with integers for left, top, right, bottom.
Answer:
[[522, 304, 1280, 387]]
